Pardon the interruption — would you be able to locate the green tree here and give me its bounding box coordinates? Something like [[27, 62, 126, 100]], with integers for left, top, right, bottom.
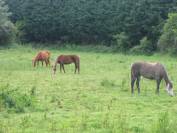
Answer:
[[158, 13, 177, 54], [4, 0, 177, 52], [0, 0, 15, 45]]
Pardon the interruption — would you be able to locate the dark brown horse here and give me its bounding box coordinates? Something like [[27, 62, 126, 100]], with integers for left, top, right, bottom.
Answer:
[[53, 55, 80, 74], [131, 61, 174, 96], [32, 50, 51, 67]]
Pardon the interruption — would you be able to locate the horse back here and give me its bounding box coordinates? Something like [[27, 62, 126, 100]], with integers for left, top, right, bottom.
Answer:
[[58, 55, 79, 64], [35, 51, 50, 60]]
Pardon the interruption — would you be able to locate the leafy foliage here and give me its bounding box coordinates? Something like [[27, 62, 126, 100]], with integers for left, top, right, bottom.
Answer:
[[0, 0, 15, 45], [130, 37, 153, 55], [0, 84, 37, 113], [158, 13, 177, 54], [5, 0, 177, 52], [113, 32, 130, 52]]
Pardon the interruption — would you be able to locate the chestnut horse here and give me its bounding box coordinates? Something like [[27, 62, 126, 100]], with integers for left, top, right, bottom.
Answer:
[[53, 55, 80, 74], [32, 50, 51, 67]]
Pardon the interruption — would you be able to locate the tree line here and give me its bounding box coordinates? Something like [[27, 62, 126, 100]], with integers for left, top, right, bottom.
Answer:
[[0, 0, 177, 54]]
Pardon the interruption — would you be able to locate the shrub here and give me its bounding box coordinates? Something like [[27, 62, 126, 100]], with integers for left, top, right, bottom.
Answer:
[[130, 37, 153, 55], [15, 20, 26, 43], [0, 0, 16, 45], [0, 84, 37, 113], [158, 13, 177, 54], [100, 79, 116, 88], [113, 32, 131, 52], [0, 21, 16, 44]]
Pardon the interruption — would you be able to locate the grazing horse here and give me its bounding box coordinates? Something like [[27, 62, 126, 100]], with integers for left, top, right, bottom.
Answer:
[[53, 55, 80, 74], [131, 61, 174, 96], [32, 50, 51, 67]]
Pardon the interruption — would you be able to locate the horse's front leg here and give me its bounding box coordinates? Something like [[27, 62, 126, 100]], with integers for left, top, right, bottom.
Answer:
[[156, 79, 162, 95], [48, 59, 50, 66], [74, 63, 77, 74], [37, 61, 39, 66], [41, 61, 44, 66], [45, 60, 48, 67], [77, 62, 80, 74]]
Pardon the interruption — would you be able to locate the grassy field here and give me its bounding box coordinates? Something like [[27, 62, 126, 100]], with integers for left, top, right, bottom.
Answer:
[[0, 45, 177, 133]]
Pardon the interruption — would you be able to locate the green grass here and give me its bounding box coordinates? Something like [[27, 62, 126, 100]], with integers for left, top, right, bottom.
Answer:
[[0, 44, 177, 133]]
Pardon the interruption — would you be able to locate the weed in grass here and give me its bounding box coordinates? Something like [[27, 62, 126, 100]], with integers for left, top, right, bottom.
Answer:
[[0, 84, 37, 113], [120, 78, 128, 92], [102, 109, 129, 133], [20, 115, 32, 132], [49, 119, 58, 133], [101, 79, 116, 88], [30, 86, 37, 96], [50, 95, 58, 103], [0, 120, 10, 133], [113, 111, 129, 133], [78, 112, 89, 132], [151, 112, 173, 133], [131, 125, 144, 133]]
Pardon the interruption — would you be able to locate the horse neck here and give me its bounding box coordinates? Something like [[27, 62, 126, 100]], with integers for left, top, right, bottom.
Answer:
[[32, 58, 36, 66], [163, 71, 170, 85], [54, 61, 58, 69]]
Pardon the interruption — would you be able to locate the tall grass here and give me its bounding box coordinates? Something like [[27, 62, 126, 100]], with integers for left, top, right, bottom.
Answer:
[[0, 84, 37, 113]]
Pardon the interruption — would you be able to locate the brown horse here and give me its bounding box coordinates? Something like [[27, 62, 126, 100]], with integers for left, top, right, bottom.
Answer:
[[32, 50, 51, 67], [53, 55, 80, 74]]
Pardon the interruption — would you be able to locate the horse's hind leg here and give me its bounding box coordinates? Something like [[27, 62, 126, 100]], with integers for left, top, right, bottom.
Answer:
[[136, 76, 140, 94], [131, 74, 136, 95], [60, 64, 62, 73], [74, 63, 77, 74], [77, 62, 80, 74]]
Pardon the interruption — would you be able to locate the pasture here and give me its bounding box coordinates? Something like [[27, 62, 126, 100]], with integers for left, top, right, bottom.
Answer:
[[0, 45, 177, 133]]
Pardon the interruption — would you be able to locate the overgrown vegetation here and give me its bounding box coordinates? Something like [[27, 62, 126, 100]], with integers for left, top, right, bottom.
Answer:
[[0, 0, 15, 45], [4, 0, 177, 53], [158, 13, 177, 54], [0, 84, 37, 113], [151, 112, 177, 133]]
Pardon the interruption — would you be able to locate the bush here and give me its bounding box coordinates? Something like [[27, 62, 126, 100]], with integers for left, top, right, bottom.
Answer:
[[15, 20, 26, 43], [130, 37, 153, 55], [113, 32, 131, 52], [0, 21, 16, 44], [0, 84, 37, 113], [158, 13, 177, 54], [6, 0, 176, 47], [0, 0, 15, 45]]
